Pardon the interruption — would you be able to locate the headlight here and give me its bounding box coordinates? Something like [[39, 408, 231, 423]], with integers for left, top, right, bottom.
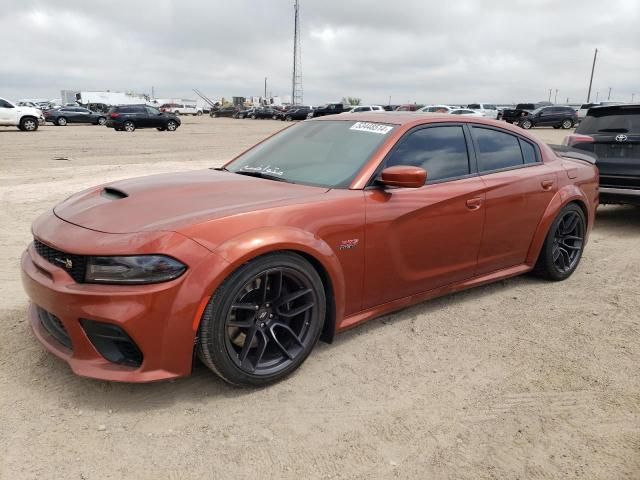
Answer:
[[85, 255, 187, 284]]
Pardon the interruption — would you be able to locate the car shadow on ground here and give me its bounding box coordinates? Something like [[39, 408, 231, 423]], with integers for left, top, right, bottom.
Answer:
[[594, 204, 640, 232]]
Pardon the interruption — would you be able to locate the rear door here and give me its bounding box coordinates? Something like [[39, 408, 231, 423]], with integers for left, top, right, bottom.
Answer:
[[536, 107, 556, 126], [470, 125, 557, 274], [0, 98, 17, 125]]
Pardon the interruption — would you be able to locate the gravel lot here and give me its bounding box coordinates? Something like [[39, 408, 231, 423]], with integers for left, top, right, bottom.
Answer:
[[1, 117, 638, 479]]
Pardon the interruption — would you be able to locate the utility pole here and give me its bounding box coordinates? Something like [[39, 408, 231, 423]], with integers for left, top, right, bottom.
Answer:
[[633, 93, 636, 102], [388, 95, 391, 106], [607, 87, 612, 101], [586, 48, 598, 102], [548, 89, 552, 102], [291, 0, 303, 105], [595, 91, 599, 102], [264, 77, 267, 101], [554, 89, 558, 104]]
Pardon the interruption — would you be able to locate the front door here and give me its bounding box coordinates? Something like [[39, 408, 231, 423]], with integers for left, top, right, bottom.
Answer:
[[363, 124, 485, 308], [0, 98, 17, 125]]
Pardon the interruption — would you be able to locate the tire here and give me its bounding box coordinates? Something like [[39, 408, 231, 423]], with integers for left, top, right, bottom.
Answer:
[[285, 116, 293, 122], [19, 116, 38, 132], [97, 117, 106, 126], [250, 114, 256, 119], [520, 119, 533, 129], [174, 110, 180, 116], [123, 121, 135, 132], [272, 115, 278, 120], [213, 113, 218, 118], [197, 111, 203, 116], [561, 119, 573, 129], [533, 203, 586, 281], [166, 120, 178, 132], [56, 117, 68, 126], [197, 252, 326, 386]]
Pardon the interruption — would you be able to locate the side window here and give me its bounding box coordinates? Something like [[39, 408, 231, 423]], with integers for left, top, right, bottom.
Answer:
[[468, 104, 480, 110], [145, 106, 159, 115], [473, 127, 524, 172], [0, 99, 15, 108], [520, 139, 538, 164], [386, 126, 470, 183]]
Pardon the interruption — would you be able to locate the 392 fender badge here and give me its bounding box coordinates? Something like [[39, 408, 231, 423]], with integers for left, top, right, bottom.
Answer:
[[338, 239, 359, 251]]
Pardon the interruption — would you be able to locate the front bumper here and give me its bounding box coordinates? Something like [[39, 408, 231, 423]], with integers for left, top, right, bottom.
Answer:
[[21, 214, 228, 382]]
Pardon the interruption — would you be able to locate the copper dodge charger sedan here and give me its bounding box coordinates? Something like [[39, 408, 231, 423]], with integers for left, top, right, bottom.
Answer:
[[22, 113, 598, 386]]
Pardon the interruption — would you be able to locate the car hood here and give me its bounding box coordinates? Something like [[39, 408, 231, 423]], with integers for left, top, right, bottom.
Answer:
[[53, 169, 328, 234]]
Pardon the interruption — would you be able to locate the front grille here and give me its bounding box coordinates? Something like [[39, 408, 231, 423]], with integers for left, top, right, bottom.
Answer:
[[37, 307, 72, 350], [33, 239, 87, 282]]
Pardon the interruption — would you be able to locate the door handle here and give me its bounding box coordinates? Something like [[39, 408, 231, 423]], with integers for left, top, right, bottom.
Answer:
[[466, 197, 482, 210], [541, 180, 554, 190]]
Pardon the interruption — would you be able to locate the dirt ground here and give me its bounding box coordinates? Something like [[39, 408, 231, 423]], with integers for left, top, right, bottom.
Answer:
[[0, 117, 638, 479]]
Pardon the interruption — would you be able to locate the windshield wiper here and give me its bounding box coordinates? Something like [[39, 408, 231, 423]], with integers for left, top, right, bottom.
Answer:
[[233, 170, 290, 183]]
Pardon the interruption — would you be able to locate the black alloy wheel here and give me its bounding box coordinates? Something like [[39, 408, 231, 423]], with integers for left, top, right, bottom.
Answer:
[[534, 203, 586, 281], [197, 253, 325, 386]]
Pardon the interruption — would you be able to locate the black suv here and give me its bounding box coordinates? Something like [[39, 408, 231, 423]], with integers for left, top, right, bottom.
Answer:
[[518, 106, 577, 129], [106, 105, 180, 132], [566, 104, 640, 206]]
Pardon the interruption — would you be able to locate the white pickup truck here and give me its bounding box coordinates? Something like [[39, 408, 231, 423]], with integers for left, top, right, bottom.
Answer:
[[0, 97, 44, 131]]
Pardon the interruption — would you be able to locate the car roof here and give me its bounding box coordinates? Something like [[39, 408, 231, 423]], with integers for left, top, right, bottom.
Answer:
[[312, 111, 504, 127]]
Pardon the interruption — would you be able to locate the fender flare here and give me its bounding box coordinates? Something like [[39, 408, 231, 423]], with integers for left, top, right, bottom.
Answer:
[[525, 185, 590, 266], [202, 226, 346, 336]]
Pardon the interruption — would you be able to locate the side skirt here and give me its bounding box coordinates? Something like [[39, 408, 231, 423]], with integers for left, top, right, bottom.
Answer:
[[337, 264, 532, 332]]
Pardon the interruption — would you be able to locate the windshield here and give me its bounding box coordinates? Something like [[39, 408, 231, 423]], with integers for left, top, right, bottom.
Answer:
[[226, 120, 396, 188], [530, 107, 545, 115]]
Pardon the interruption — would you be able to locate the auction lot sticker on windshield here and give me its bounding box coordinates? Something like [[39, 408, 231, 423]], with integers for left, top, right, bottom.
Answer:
[[350, 122, 393, 135]]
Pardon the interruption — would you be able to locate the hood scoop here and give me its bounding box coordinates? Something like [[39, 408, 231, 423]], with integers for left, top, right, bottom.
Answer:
[[101, 186, 128, 200]]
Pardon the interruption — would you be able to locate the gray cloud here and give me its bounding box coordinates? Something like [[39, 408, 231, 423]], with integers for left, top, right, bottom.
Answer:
[[1, 0, 638, 105]]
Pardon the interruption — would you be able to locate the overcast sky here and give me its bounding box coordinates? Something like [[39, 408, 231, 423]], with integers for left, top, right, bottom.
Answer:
[[1, 0, 639, 105]]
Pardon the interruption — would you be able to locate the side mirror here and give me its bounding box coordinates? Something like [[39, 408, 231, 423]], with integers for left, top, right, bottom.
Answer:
[[378, 165, 426, 188]]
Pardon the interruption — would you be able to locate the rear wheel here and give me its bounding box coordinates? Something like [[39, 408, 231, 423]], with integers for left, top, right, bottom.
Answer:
[[123, 121, 135, 132], [533, 203, 586, 281], [56, 117, 67, 126], [197, 252, 326, 386], [562, 119, 573, 129], [97, 117, 106, 126], [19, 117, 38, 131], [250, 114, 256, 119], [196, 111, 203, 116]]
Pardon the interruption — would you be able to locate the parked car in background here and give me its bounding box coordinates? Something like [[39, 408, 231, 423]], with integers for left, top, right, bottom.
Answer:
[[247, 107, 281, 119], [450, 109, 484, 116], [565, 104, 640, 206], [105, 105, 180, 132], [502, 102, 552, 124], [0, 97, 43, 131], [418, 105, 457, 113], [281, 106, 314, 121], [518, 106, 577, 130], [395, 104, 422, 112], [44, 107, 107, 126], [467, 103, 499, 119], [307, 103, 349, 118], [210, 107, 237, 118], [234, 107, 256, 119], [347, 105, 384, 113], [159, 104, 203, 116]]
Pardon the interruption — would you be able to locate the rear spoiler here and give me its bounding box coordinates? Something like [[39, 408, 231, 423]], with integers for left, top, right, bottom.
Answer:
[[548, 144, 597, 165]]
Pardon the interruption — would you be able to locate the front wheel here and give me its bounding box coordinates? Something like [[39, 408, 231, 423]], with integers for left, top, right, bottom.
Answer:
[[19, 117, 39, 131], [166, 120, 178, 131], [56, 117, 68, 126], [562, 119, 573, 129], [533, 203, 586, 281], [520, 119, 533, 129], [197, 252, 326, 386]]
